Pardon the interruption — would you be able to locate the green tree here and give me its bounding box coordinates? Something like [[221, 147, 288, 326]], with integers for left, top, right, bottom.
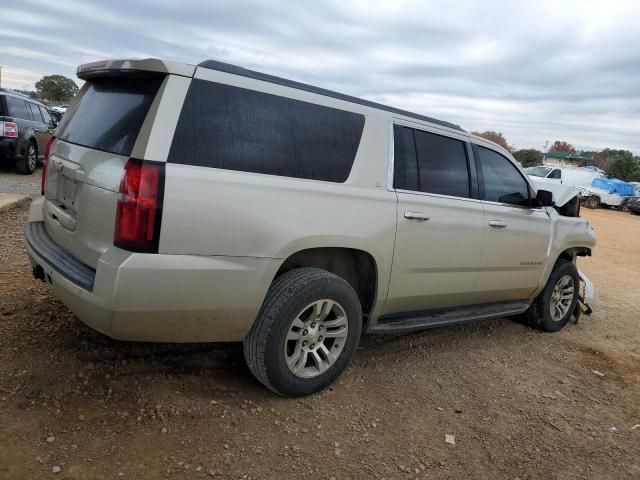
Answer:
[[513, 148, 543, 167], [604, 150, 640, 181], [35, 75, 79, 103]]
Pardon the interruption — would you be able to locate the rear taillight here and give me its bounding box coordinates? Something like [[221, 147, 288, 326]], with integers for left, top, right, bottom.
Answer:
[[2, 121, 18, 138], [41, 137, 56, 195], [114, 159, 165, 253]]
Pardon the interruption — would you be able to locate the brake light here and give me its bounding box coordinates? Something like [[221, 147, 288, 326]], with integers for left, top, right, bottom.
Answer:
[[41, 137, 56, 195], [78, 60, 108, 72], [114, 159, 164, 253], [2, 121, 18, 138]]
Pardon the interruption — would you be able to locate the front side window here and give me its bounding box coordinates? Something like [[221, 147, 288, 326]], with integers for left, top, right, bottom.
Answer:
[[393, 125, 470, 198], [549, 169, 561, 179], [476, 146, 530, 207], [39, 106, 54, 127], [168, 80, 365, 183]]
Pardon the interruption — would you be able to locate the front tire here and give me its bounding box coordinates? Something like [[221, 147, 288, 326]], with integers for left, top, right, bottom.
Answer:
[[525, 259, 580, 332], [16, 142, 37, 174], [585, 196, 600, 209], [244, 268, 362, 397]]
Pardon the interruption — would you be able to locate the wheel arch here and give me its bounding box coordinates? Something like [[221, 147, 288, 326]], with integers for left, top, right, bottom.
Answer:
[[274, 247, 378, 329], [555, 246, 591, 267], [25, 136, 38, 154]]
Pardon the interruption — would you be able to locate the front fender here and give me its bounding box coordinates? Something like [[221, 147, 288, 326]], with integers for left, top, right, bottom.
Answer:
[[531, 209, 596, 298]]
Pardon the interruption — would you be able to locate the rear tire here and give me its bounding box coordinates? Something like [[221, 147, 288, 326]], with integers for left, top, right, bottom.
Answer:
[[524, 259, 580, 332], [585, 196, 600, 209], [16, 142, 37, 174], [244, 267, 362, 397]]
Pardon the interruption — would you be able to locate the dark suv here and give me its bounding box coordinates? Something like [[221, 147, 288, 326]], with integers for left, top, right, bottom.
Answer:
[[0, 89, 56, 174], [627, 196, 640, 215]]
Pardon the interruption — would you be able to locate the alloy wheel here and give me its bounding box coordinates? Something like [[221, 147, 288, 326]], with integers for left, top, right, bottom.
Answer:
[[27, 144, 37, 172], [550, 274, 574, 321], [284, 299, 349, 378]]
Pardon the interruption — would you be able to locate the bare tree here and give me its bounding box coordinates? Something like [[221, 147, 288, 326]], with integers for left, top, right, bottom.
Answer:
[[549, 140, 576, 153], [472, 131, 512, 153]]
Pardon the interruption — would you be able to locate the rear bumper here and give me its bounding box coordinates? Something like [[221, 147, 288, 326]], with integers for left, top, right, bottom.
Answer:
[[25, 219, 279, 342], [0, 138, 18, 160]]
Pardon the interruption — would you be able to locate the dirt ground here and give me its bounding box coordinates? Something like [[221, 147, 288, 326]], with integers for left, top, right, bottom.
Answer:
[[1, 189, 639, 479]]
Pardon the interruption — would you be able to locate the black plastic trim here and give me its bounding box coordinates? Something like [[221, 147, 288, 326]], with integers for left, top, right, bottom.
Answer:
[[26, 222, 96, 291], [371, 300, 531, 334], [198, 60, 464, 132]]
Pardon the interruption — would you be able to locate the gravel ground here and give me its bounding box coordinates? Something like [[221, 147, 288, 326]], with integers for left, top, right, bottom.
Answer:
[[0, 167, 42, 198], [0, 191, 639, 479]]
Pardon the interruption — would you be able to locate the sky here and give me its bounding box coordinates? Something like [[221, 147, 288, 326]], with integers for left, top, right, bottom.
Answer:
[[1, 0, 639, 153]]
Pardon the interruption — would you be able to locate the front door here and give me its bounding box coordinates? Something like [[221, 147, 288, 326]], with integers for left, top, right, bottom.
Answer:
[[473, 144, 551, 302], [384, 124, 485, 315]]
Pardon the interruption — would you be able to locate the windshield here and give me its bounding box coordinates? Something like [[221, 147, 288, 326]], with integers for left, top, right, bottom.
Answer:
[[525, 166, 552, 178]]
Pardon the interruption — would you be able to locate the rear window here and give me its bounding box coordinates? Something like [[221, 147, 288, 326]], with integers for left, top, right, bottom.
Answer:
[[57, 76, 163, 156], [168, 79, 365, 182], [6, 96, 30, 120]]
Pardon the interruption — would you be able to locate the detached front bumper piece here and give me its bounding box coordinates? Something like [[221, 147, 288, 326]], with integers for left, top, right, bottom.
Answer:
[[575, 269, 597, 320]]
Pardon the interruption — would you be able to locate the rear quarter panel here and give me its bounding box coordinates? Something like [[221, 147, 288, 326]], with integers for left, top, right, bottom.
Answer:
[[159, 116, 397, 317]]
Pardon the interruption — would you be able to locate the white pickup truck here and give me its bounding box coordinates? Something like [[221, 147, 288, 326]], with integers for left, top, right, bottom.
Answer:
[[575, 185, 627, 209], [525, 166, 628, 209]]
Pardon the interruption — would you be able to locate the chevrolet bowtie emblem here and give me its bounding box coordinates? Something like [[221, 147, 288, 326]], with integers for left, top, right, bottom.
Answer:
[[51, 160, 64, 173]]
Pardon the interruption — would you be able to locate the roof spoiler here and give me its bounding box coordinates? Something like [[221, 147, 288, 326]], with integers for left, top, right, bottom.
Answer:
[[77, 58, 195, 80]]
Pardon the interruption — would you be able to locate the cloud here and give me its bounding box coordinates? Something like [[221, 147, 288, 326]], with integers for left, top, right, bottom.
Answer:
[[1, 0, 638, 152]]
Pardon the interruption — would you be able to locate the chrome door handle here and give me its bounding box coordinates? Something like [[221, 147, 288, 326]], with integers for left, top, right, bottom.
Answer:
[[404, 211, 430, 221], [489, 220, 507, 229]]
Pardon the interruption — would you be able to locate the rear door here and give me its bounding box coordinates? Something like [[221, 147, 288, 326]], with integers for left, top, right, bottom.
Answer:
[[43, 74, 166, 268], [473, 144, 551, 302], [384, 124, 485, 315]]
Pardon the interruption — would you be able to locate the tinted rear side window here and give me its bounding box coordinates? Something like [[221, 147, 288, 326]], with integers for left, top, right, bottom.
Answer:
[[57, 76, 163, 156], [168, 80, 365, 182], [393, 125, 470, 198], [414, 130, 470, 198], [393, 125, 419, 191], [6, 97, 30, 120], [26, 103, 42, 122]]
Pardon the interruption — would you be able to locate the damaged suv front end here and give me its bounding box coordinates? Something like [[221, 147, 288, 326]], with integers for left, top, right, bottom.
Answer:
[[535, 181, 597, 317]]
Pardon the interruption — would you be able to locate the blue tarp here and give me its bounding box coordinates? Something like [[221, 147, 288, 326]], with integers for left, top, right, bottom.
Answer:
[[591, 178, 636, 197]]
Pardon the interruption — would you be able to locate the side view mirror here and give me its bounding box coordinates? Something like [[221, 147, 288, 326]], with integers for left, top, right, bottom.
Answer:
[[536, 189, 554, 207]]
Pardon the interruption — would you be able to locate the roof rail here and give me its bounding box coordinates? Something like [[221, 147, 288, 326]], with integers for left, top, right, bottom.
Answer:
[[198, 60, 464, 132]]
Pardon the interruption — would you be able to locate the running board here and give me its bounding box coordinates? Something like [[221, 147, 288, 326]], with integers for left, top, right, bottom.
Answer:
[[369, 301, 531, 334]]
